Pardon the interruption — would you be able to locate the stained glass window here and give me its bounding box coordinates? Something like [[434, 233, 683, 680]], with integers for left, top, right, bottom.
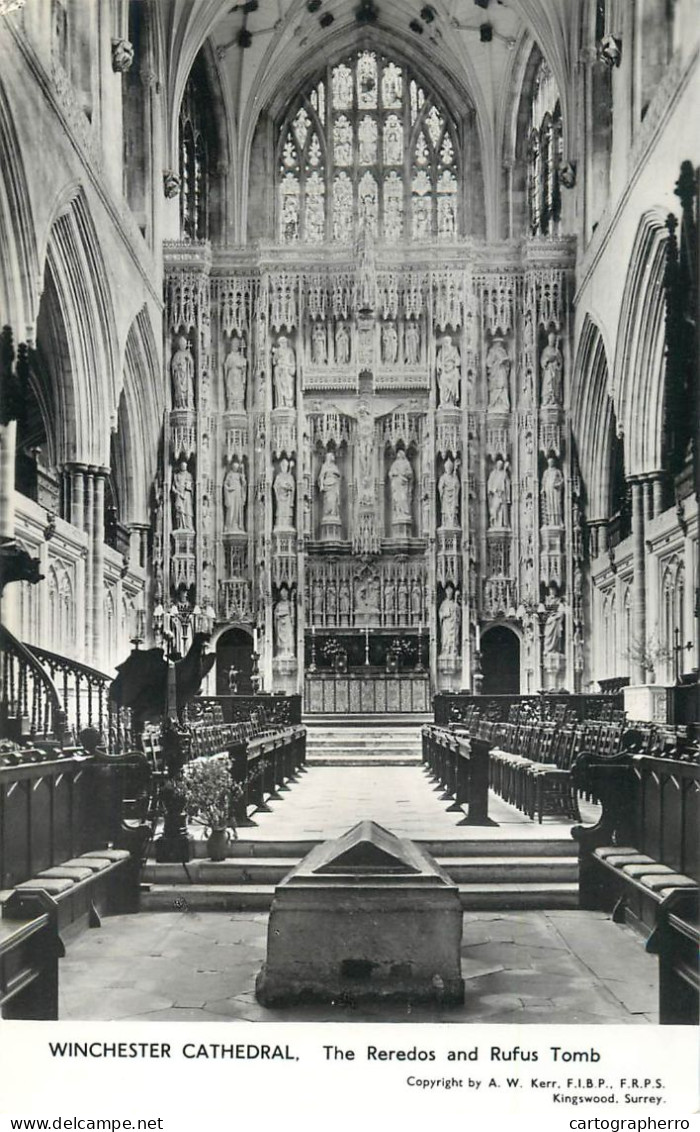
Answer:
[[276, 50, 460, 243], [179, 73, 209, 240], [527, 58, 562, 236]]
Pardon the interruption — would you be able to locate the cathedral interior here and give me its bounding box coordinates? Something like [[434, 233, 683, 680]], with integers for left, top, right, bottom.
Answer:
[[0, 0, 698, 1029]]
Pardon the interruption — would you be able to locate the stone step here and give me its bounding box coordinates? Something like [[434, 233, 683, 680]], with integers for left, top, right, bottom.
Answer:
[[186, 836, 577, 859], [143, 855, 577, 887], [140, 880, 579, 913], [306, 754, 422, 766]]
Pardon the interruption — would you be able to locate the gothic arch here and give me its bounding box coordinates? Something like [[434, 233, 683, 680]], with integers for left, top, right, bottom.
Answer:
[[114, 306, 162, 525], [572, 314, 615, 519], [613, 209, 669, 476], [247, 32, 487, 243], [41, 188, 119, 467], [0, 74, 40, 334]]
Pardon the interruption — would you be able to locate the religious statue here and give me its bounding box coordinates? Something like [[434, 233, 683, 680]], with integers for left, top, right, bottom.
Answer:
[[487, 457, 511, 529], [543, 589, 565, 658], [405, 321, 420, 365], [540, 331, 563, 406], [411, 578, 422, 620], [356, 400, 375, 504], [273, 584, 295, 657], [335, 322, 350, 364], [339, 579, 351, 621], [273, 456, 296, 530], [171, 336, 194, 410], [272, 336, 296, 408], [382, 576, 395, 621], [222, 336, 247, 411], [392, 578, 405, 624], [541, 454, 564, 526], [312, 578, 324, 622], [439, 583, 460, 659], [223, 458, 246, 533], [355, 220, 376, 311], [438, 457, 460, 529], [311, 323, 327, 366], [436, 336, 461, 406], [317, 450, 342, 524], [388, 449, 413, 526], [382, 321, 398, 365], [486, 337, 511, 411], [171, 460, 194, 530]]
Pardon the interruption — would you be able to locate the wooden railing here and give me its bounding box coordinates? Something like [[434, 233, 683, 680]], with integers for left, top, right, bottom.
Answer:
[[28, 644, 125, 750], [194, 694, 302, 727], [0, 625, 66, 743], [0, 630, 132, 754], [433, 692, 624, 727]]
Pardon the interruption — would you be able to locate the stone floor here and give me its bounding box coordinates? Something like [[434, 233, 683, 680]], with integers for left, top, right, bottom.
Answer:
[[59, 907, 657, 1024], [209, 765, 597, 845]]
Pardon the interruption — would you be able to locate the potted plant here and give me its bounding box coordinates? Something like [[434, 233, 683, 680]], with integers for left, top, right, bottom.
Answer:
[[626, 635, 673, 683], [179, 756, 241, 861]]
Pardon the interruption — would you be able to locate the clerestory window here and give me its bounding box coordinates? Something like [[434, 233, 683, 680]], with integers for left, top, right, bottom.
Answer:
[[276, 50, 460, 244]]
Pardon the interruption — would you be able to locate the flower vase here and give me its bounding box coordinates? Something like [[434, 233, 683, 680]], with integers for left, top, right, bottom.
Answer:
[[206, 827, 231, 862]]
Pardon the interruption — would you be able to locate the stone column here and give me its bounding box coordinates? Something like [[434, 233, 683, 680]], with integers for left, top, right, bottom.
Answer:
[[652, 473, 665, 519], [83, 471, 95, 661], [0, 421, 17, 539], [629, 477, 647, 682], [91, 469, 107, 665], [643, 477, 654, 525], [67, 465, 87, 531]]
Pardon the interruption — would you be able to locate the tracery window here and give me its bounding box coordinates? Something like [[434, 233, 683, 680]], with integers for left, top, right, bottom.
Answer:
[[277, 51, 460, 244], [527, 59, 562, 236], [178, 74, 209, 241]]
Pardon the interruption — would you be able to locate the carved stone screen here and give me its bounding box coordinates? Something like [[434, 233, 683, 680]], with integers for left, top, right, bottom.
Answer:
[[158, 49, 578, 706]]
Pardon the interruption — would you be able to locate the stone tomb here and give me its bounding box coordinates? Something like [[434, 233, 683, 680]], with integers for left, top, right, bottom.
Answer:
[[255, 820, 464, 1006]]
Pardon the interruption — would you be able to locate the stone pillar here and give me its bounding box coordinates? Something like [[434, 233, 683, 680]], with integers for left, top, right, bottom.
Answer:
[[67, 465, 87, 531], [83, 472, 95, 660], [629, 477, 647, 682], [0, 421, 17, 539], [643, 477, 654, 525], [91, 470, 106, 665], [652, 473, 665, 519], [587, 518, 607, 559]]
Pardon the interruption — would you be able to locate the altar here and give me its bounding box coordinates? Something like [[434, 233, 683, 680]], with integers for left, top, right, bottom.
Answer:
[[304, 670, 431, 715]]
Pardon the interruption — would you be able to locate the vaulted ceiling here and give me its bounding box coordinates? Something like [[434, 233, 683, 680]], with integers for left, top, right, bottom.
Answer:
[[159, 0, 579, 170]]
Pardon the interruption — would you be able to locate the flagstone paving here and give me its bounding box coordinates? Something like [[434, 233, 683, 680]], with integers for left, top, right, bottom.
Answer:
[[60, 908, 657, 1024]]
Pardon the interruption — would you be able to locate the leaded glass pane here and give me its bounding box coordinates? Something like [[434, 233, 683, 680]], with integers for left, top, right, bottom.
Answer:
[[410, 80, 425, 125], [280, 173, 300, 242], [437, 170, 457, 239], [282, 134, 297, 169], [358, 116, 377, 164], [382, 62, 402, 108], [414, 132, 430, 167], [310, 81, 325, 123], [332, 172, 353, 242], [357, 52, 378, 109], [307, 133, 322, 169], [425, 105, 443, 147], [306, 171, 325, 242], [383, 114, 403, 165], [293, 107, 311, 148], [384, 171, 403, 241], [358, 170, 378, 234], [333, 115, 353, 165], [332, 64, 352, 108], [440, 134, 454, 166]]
